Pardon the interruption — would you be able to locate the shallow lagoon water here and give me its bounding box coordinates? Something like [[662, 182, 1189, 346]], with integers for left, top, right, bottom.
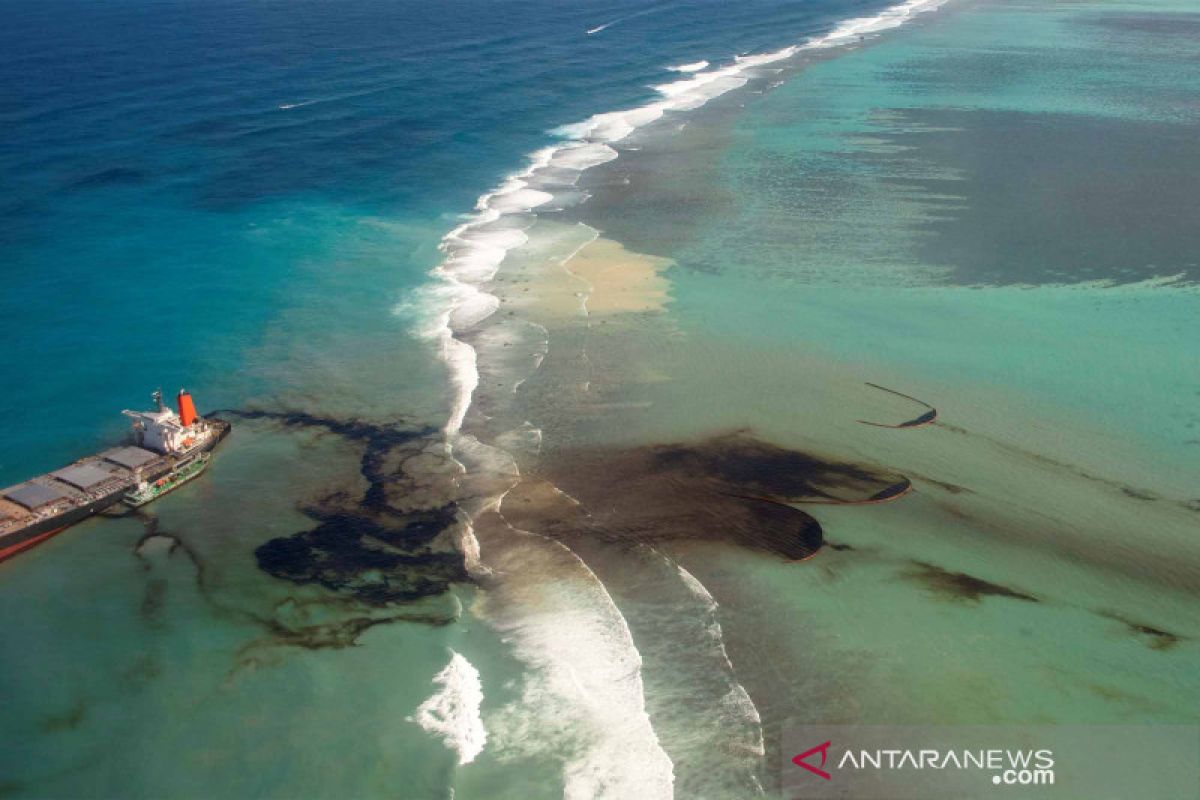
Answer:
[[493, 0, 1200, 787]]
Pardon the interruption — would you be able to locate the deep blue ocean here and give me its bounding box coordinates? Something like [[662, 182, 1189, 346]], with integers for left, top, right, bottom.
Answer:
[[0, 0, 893, 485]]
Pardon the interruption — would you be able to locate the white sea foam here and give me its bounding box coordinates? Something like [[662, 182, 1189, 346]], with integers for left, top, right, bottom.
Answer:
[[808, 0, 948, 47], [458, 518, 485, 576], [448, 292, 500, 332], [550, 142, 619, 171], [486, 186, 555, 214], [667, 60, 710, 73], [413, 651, 488, 765], [675, 563, 717, 612], [482, 525, 675, 800]]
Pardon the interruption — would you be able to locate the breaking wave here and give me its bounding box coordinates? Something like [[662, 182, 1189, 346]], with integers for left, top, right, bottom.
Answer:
[[478, 520, 676, 800], [667, 60, 709, 73], [676, 564, 764, 756]]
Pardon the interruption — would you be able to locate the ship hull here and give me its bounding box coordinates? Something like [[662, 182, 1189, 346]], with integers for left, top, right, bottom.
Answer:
[[0, 419, 230, 565], [0, 526, 67, 563], [124, 453, 210, 508], [0, 492, 121, 562]]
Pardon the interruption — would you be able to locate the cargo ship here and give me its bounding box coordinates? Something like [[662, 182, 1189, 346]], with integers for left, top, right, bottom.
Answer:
[[0, 389, 230, 563]]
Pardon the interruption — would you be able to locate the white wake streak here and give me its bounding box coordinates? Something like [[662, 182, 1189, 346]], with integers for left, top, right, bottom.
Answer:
[[586, 4, 674, 35]]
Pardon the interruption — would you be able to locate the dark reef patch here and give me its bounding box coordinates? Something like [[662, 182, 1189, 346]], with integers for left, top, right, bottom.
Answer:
[[1087, 11, 1200, 38], [876, 108, 1200, 285], [41, 699, 87, 733], [904, 561, 1039, 604], [121, 654, 164, 686], [141, 577, 168, 619]]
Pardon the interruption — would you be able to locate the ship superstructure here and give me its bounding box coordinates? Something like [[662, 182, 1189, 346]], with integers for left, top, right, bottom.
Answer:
[[0, 389, 230, 562], [123, 389, 214, 456]]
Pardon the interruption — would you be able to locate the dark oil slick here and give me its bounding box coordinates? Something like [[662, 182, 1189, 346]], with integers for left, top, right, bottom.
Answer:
[[521, 431, 914, 562], [215, 410, 470, 607], [903, 560, 1040, 604]]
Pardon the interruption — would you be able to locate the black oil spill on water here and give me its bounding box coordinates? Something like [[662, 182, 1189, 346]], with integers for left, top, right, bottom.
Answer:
[[215, 410, 469, 608], [647, 431, 898, 503], [857, 383, 938, 429], [255, 506, 467, 606], [125, 410, 469, 656], [933, 419, 1187, 515], [1098, 610, 1184, 652], [523, 431, 912, 562], [902, 560, 1040, 604]]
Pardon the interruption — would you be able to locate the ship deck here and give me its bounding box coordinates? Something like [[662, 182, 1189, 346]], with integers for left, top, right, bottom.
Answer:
[[0, 418, 230, 540]]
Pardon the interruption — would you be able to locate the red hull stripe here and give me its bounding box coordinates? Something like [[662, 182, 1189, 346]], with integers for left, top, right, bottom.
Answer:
[[0, 527, 67, 563]]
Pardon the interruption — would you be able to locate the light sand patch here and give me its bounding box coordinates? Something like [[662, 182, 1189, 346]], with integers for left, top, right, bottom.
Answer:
[[560, 237, 672, 315], [485, 222, 671, 322]]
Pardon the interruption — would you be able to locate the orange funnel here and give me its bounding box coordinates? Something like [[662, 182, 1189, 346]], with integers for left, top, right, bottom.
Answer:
[[177, 389, 198, 427]]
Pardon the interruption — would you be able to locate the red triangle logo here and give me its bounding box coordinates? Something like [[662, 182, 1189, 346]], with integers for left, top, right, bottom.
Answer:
[[792, 740, 832, 780]]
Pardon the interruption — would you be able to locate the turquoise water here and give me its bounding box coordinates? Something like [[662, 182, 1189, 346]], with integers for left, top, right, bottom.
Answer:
[[563, 0, 1200, 753], [3, 0, 1199, 798], [468, 0, 1200, 792]]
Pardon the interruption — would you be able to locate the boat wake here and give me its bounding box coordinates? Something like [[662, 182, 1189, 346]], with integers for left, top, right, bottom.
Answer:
[[586, 4, 673, 36]]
